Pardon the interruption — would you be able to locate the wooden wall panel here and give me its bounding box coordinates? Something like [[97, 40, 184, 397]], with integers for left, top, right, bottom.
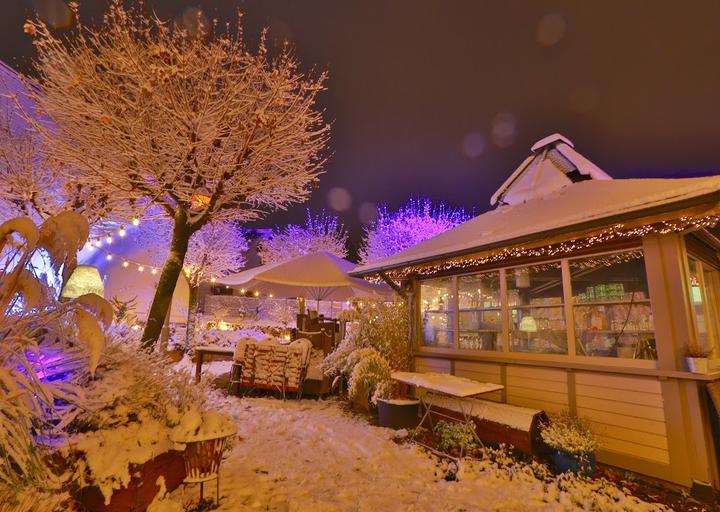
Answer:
[[413, 356, 451, 374], [505, 366, 568, 413]]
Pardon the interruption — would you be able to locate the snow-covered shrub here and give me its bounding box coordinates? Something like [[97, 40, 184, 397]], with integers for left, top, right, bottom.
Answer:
[[541, 410, 598, 457], [0, 213, 111, 511], [62, 338, 213, 504], [345, 348, 392, 404], [433, 420, 479, 455], [323, 300, 410, 406]]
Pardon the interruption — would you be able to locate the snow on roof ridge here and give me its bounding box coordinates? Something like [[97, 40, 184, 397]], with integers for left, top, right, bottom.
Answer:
[[491, 133, 612, 207], [530, 133, 574, 151]]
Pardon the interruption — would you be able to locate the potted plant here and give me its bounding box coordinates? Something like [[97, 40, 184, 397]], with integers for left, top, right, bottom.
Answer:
[[374, 380, 420, 429], [541, 411, 598, 476], [686, 344, 713, 374]]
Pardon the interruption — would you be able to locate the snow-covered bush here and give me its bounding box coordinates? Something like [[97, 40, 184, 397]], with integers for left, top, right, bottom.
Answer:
[[0, 213, 111, 511], [323, 300, 410, 405], [541, 411, 598, 457], [62, 338, 213, 504], [433, 420, 479, 455]]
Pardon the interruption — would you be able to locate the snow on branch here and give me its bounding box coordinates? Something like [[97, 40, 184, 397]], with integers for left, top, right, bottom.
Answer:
[[258, 209, 348, 264], [360, 197, 470, 264]]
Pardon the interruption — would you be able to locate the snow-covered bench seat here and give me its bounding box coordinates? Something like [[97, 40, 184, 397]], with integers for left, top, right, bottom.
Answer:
[[421, 394, 548, 454]]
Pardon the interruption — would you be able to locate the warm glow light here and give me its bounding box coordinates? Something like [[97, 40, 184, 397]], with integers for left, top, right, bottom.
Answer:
[[106, 254, 112, 261], [106, 236, 113, 244], [132, 217, 140, 226], [94, 240, 102, 248], [138, 266, 144, 272], [217, 320, 230, 331], [210, 277, 217, 283], [131, 324, 141, 331], [253, 291, 260, 297], [240, 288, 246, 294], [122, 261, 129, 268], [118, 228, 126, 237], [151, 268, 157, 275], [269, 293, 274, 298]]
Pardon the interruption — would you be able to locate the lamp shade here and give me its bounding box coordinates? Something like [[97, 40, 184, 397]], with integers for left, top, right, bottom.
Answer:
[[519, 315, 538, 333], [61, 265, 104, 299]]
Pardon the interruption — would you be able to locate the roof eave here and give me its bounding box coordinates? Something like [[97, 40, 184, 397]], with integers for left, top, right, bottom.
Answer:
[[350, 190, 720, 277]]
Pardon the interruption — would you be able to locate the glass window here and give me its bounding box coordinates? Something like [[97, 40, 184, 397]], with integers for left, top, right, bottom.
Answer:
[[571, 250, 656, 359], [507, 262, 567, 354], [458, 271, 503, 351], [687, 256, 719, 355], [420, 277, 455, 347]]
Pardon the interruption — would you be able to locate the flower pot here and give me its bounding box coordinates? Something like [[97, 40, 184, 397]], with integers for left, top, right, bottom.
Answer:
[[377, 398, 420, 429], [552, 449, 596, 476], [75, 450, 185, 512], [686, 357, 709, 374]]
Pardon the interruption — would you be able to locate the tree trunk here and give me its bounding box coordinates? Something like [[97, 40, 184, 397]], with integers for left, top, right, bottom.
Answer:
[[141, 217, 193, 351], [184, 283, 199, 352]]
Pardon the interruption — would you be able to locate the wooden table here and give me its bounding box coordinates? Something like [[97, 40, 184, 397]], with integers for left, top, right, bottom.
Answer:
[[195, 345, 234, 382], [391, 371, 504, 454]]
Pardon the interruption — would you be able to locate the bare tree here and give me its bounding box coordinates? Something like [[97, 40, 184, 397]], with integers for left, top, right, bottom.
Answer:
[[182, 221, 247, 349], [360, 198, 469, 264], [258, 209, 348, 264], [22, 2, 329, 348]]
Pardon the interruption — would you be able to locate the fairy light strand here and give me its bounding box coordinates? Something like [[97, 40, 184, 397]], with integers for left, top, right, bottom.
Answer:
[[372, 214, 720, 280]]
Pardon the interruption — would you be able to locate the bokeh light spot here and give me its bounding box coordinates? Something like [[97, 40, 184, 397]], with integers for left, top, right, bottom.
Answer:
[[327, 187, 352, 212], [461, 132, 486, 158], [358, 202, 378, 225], [536, 13, 566, 47], [32, 0, 73, 29], [491, 112, 517, 148]]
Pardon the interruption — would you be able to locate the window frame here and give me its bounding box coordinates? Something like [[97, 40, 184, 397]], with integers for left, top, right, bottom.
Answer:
[[415, 247, 658, 368]]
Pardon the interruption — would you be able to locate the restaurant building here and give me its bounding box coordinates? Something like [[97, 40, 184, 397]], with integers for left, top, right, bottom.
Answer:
[[352, 134, 720, 488]]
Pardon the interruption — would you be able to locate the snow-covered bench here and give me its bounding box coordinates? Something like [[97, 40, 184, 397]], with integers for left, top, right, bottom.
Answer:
[[424, 395, 547, 454]]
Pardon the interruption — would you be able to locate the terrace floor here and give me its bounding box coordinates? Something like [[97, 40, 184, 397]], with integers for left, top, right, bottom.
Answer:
[[159, 369, 670, 511]]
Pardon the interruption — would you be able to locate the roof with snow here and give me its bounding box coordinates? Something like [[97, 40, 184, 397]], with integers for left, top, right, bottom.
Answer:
[[352, 134, 720, 276]]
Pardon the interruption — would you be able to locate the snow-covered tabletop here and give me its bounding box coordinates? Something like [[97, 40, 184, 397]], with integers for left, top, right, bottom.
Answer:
[[391, 371, 504, 397], [195, 345, 235, 354]]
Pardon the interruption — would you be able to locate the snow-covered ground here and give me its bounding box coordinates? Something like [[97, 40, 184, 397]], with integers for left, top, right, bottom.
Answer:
[[162, 388, 666, 511]]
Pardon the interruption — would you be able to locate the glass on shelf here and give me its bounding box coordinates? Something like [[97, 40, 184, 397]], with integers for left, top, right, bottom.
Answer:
[[458, 271, 503, 350], [570, 250, 656, 359], [420, 277, 455, 347], [507, 262, 567, 354]]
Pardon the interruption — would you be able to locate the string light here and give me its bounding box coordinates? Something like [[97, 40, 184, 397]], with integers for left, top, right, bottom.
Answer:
[[151, 268, 157, 275], [210, 277, 217, 283], [374, 214, 720, 280], [240, 288, 246, 294], [105, 236, 113, 244], [118, 228, 126, 237], [138, 266, 144, 272], [122, 261, 129, 268], [254, 291, 260, 297], [132, 217, 140, 226], [106, 254, 113, 261]]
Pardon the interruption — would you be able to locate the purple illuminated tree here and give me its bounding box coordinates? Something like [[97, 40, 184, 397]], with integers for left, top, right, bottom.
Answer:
[[359, 198, 470, 264], [22, 2, 329, 348], [258, 210, 348, 264]]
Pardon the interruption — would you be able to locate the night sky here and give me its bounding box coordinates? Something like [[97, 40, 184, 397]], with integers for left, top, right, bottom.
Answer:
[[3, 0, 720, 259]]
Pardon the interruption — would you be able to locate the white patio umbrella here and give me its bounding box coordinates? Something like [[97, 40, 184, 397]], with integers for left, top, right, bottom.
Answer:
[[219, 251, 390, 302]]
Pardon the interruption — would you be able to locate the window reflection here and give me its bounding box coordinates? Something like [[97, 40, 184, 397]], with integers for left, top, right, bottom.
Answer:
[[458, 272, 503, 350]]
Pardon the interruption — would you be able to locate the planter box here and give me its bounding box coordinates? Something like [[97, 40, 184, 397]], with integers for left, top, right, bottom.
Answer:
[[75, 450, 185, 512], [687, 357, 710, 374], [377, 398, 420, 429]]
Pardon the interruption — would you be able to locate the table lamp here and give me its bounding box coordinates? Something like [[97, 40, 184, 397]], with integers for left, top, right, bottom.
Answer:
[[519, 315, 538, 348]]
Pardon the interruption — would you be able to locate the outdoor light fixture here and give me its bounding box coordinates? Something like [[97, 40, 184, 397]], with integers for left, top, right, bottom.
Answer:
[[138, 266, 144, 272], [254, 291, 260, 297], [118, 228, 126, 237], [60, 265, 104, 299], [122, 261, 129, 268], [132, 217, 140, 226]]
